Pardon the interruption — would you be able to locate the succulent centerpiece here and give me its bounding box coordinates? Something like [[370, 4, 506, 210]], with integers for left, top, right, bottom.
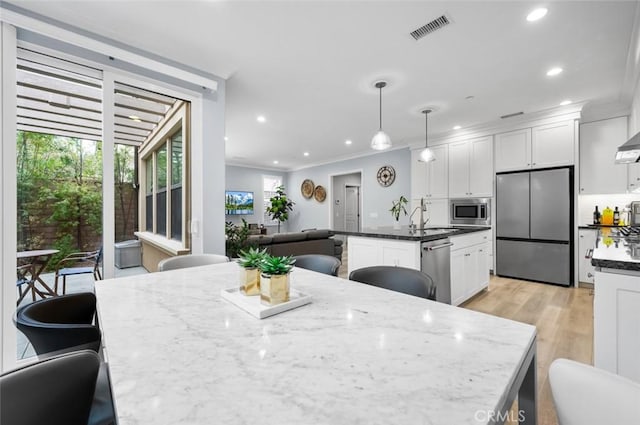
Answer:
[[259, 254, 296, 305], [237, 247, 267, 295]]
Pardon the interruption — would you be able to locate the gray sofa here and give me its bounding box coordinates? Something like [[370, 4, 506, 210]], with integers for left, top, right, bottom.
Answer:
[[247, 229, 343, 260]]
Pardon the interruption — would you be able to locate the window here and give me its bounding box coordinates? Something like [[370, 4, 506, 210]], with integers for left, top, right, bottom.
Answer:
[[263, 175, 282, 224], [139, 101, 189, 249]]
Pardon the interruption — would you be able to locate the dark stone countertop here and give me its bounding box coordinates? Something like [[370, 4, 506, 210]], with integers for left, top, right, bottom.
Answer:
[[591, 230, 640, 272], [333, 225, 491, 242]]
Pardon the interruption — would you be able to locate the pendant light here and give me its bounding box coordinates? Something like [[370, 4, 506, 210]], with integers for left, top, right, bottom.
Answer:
[[419, 109, 435, 162], [371, 81, 392, 150]]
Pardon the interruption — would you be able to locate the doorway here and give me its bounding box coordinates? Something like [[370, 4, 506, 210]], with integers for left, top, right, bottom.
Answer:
[[344, 185, 360, 232], [330, 171, 362, 237]]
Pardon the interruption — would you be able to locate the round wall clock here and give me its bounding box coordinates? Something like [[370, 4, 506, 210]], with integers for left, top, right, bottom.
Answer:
[[376, 165, 396, 187]]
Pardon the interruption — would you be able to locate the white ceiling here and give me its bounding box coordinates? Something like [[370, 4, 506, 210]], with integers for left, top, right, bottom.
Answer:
[[7, 1, 640, 170]]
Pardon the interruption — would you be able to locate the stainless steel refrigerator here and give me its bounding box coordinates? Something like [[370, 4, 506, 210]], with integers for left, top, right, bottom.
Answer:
[[496, 167, 573, 286]]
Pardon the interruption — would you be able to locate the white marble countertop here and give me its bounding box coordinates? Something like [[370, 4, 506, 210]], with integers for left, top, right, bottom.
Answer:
[[95, 262, 536, 425]]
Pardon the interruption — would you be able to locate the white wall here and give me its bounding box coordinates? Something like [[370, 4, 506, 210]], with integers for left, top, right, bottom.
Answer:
[[286, 148, 411, 231], [578, 194, 638, 226], [225, 165, 287, 231]]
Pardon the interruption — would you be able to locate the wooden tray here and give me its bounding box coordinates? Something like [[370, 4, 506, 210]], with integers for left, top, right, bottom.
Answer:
[[221, 287, 312, 319]]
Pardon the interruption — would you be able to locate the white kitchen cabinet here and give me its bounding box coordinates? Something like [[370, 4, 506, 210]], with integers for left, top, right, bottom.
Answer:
[[579, 116, 628, 194], [495, 120, 575, 172], [426, 198, 449, 226], [347, 236, 420, 276], [578, 228, 597, 284], [594, 270, 640, 382], [449, 230, 490, 306], [448, 136, 493, 198], [495, 128, 531, 172], [426, 145, 449, 198], [411, 145, 448, 200], [531, 120, 575, 168], [629, 164, 640, 192]]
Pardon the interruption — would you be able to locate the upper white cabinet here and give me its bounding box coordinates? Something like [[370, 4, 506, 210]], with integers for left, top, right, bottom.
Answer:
[[410, 145, 448, 199], [448, 136, 493, 198], [579, 116, 629, 194], [531, 121, 575, 168], [494, 128, 531, 172], [427, 145, 448, 198], [495, 120, 575, 172]]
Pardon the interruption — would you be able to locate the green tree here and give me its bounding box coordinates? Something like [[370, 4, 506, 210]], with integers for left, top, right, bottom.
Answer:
[[266, 185, 294, 233]]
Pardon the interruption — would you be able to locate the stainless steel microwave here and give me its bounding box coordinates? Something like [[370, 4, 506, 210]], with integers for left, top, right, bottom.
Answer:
[[450, 198, 491, 225]]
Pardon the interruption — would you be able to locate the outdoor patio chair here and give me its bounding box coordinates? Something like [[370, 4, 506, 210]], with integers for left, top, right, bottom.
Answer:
[[16, 263, 34, 305], [55, 247, 103, 295]]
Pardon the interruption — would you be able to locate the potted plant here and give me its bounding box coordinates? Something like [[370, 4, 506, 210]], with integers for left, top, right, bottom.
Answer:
[[390, 195, 408, 228], [225, 219, 251, 258], [266, 185, 295, 233], [259, 254, 296, 305], [237, 247, 267, 295]]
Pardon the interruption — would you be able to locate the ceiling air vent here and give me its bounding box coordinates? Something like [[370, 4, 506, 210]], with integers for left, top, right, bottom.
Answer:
[[500, 111, 524, 119], [410, 15, 451, 41]]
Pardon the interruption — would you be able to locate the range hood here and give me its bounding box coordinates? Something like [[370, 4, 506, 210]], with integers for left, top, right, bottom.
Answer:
[[615, 131, 640, 163]]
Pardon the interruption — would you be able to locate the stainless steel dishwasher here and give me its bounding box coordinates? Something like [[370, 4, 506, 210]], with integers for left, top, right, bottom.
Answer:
[[421, 238, 453, 304]]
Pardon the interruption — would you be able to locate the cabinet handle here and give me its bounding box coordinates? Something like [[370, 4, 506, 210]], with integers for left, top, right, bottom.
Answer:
[[580, 235, 584, 238], [527, 163, 530, 166], [464, 253, 471, 257], [631, 184, 635, 187], [581, 188, 584, 191], [587, 272, 593, 278], [585, 248, 593, 259], [479, 249, 484, 252]]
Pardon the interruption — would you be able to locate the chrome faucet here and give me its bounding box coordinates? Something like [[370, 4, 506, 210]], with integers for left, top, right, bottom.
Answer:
[[409, 198, 427, 230]]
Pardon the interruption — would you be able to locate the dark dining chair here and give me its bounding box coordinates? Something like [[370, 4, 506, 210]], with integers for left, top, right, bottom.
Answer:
[[0, 350, 101, 425], [293, 254, 341, 276], [349, 266, 437, 300], [13, 292, 116, 425], [55, 247, 103, 295], [15, 292, 101, 354]]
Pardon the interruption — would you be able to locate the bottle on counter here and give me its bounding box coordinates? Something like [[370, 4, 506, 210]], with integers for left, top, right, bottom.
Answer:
[[602, 206, 614, 225], [593, 206, 601, 225], [614, 206, 620, 226]]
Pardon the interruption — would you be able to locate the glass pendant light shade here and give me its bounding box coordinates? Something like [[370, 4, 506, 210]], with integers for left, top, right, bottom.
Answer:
[[418, 108, 435, 163], [371, 130, 392, 150], [419, 147, 435, 162], [371, 81, 392, 150]]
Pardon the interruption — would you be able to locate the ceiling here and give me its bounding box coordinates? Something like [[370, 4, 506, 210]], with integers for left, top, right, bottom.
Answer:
[[6, 1, 640, 170]]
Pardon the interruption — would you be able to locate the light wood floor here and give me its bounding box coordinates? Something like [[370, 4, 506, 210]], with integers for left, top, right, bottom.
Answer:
[[463, 276, 594, 425]]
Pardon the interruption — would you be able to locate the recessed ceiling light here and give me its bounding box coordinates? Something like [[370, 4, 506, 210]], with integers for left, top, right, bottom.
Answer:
[[453, 125, 461, 130], [560, 100, 572, 106], [257, 115, 266, 123], [224, 136, 228, 141], [546, 67, 563, 77], [345, 139, 352, 145], [273, 160, 278, 164], [303, 152, 309, 157], [526, 8, 548, 22], [128, 115, 141, 122]]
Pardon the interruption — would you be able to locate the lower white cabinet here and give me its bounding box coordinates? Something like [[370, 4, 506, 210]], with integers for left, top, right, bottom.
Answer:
[[594, 270, 640, 382], [450, 231, 490, 306], [347, 236, 420, 276], [578, 229, 597, 284]]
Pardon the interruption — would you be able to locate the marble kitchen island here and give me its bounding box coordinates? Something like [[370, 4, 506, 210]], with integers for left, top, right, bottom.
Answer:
[[95, 261, 536, 425], [591, 228, 640, 382]]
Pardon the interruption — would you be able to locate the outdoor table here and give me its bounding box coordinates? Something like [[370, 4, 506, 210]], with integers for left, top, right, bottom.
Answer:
[[16, 249, 59, 304]]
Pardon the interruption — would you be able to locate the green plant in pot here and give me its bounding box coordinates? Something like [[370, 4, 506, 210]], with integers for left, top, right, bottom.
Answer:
[[225, 219, 251, 258], [237, 247, 267, 296], [259, 254, 296, 305], [390, 195, 409, 226], [266, 185, 295, 233]]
